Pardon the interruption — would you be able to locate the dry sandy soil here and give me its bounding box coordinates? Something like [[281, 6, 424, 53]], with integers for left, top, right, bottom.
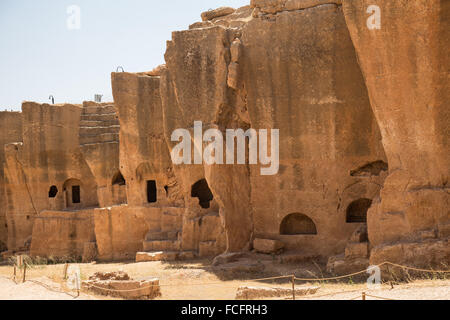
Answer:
[[0, 259, 448, 300]]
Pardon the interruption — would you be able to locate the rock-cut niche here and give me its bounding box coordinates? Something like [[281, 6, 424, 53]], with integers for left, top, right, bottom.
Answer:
[[280, 213, 317, 235]]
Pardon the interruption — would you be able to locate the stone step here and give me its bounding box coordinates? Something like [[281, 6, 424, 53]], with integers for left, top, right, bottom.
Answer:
[[81, 113, 118, 122], [145, 230, 179, 241], [79, 125, 120, 136], [136, 251, 178, 262], [79, 133, 119, 145], [82, 105, 116, 115], [80, 120, 119, 127], [143, 240, 181, 252], [136, 251, 196, 262]]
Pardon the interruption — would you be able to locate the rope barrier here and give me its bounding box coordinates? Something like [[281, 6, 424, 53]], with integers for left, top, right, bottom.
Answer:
[[27, 279, 79, 298], [384, 262, 450, 274], [295, 289, 364, 300], [294, 268, 375, 282], [293, 261, 450, 282], [84, 274, 294, 293], [6, 260, 450, 296]]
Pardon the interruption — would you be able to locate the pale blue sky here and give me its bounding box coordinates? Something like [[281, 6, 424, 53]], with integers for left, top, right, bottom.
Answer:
[[0, 0, 249, 111]]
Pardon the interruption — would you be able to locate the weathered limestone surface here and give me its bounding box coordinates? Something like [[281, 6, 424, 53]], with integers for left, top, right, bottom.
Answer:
[[201, 7, 236, 21], [111, 73, 180, 208], [1, 0, 448, 269], [93, 206, 183, 261], [241, 3, 386, 256], [0, 112, 22, 252], [3, 103, 97, 253], [111, 72, 226, 259], [250, 0, 342, 15], [161, 25, 255, 253], [3, 101, 123, 257], [342, 0, 450, 264], [79, 101, 124, 208], [30, 210, 95, 259]]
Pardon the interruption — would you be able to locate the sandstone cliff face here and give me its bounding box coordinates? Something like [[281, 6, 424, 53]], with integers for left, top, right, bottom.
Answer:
[[111, 73, 178, 208], [2, 0, 448, 268], [111, 71, 227, 259], [160, 2, 387, 257], [3, 102, 98, 253], [240, 3, 386, 256], [342, 0, 450, 265], [79, 101, 124, 207], [161, 25, 253, 253], [3, 101, 124, 258], [0, 112, 22, 251]]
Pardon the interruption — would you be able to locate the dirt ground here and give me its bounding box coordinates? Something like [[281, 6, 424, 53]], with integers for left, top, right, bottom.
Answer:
[[0, 258, 448, 300]]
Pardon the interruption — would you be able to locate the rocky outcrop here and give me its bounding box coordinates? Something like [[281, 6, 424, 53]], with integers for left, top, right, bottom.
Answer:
[[342, 0, 450, 265], [201, 7, 236, 21], [3, 102, 97, 253], [239, 2, 387, 257], [1, 0, 448, 270], [3, 101, 123, 258], [111, 71, 227, 260], [250, 0, 343, 15], [161, 24, 254, 253], [79, 102, 124, 208]]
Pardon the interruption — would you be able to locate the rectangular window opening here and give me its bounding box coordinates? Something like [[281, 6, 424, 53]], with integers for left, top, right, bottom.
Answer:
[[72, 185, 81, 204], [147, 180, 157, 203]]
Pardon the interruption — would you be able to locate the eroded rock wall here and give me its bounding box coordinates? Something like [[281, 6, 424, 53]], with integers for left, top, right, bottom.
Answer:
[[163, 2, 387, 257], [30, 209, 96, 259], [239, 3, 386, 256], [161, 25, 253, 253], [3, 0, 448, 267], [342, 0, 450, 265], [79, 101, 124, 208], [111, 73, 180, 208], [4, 102, 98, 253], [112, 71, 226, 258], [0, 112, 22, 252], [2, 101, 125, 258]]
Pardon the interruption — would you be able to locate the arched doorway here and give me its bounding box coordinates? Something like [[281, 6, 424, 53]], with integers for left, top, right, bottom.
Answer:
[[346, 198, 372, 223], [280, 213, 317, 235]]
